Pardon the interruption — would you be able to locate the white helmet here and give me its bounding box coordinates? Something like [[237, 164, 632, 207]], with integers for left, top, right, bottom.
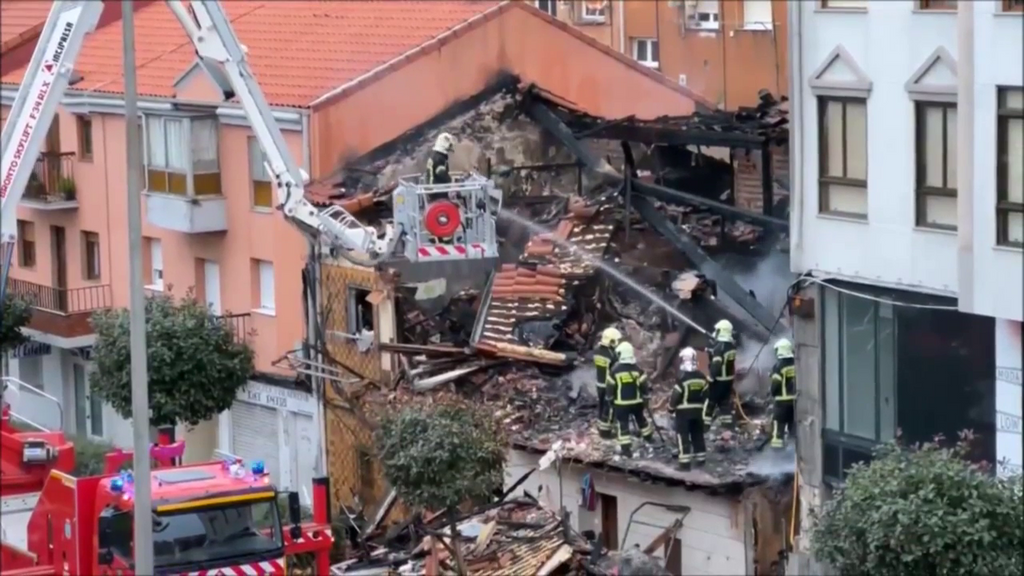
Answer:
[[713, 319, 734, 342], [679, 347, 698, 371], [600, 327, 622, 347], [433, 132, 455, 155], [774, 338, 794, 359], [615, 342, 636, 364]]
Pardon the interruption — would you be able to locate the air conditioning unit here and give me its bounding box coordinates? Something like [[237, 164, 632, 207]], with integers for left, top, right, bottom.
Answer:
[[678, 75, 688, 87], [687, 11, 721, 29]]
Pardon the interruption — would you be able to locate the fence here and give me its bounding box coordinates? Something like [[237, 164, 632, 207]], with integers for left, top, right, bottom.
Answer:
[[7, 278, 111, 314]]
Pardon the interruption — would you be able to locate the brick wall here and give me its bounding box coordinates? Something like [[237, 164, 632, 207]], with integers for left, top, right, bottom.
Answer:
[[732, 144, 789, 214]]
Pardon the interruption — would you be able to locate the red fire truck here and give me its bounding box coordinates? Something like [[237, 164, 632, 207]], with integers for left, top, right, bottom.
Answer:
[[1, 397, 334, 575]]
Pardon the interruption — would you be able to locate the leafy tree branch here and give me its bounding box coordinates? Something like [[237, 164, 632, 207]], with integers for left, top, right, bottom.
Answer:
[[1, 294, 32, 354], [89, 289, 255, 428], [810, 431, 1024, 576]]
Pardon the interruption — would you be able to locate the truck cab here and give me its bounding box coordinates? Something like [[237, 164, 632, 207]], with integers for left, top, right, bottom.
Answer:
[[95, 462, 288, 575]]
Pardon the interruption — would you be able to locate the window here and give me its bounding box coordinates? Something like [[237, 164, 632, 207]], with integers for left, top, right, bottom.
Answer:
[[248, 137, 274, 210], [685, 0, 721, 30], [17, 220, 35, 268], [535, 0, 557, 17], [818, 97, 868, 218], [147, 238, 164, 290], [347, 287, 375, 333], [144, 115, 221, 197], [915, 102, 958, 230], [631, 38, 659, 69], [82, 231, 101, 280], [76, 115, 93, 161], [1003, 0, 1023, 12], [256, 260, 275, 312], [997, 87, 1023, 248], [821, 0, 867, 8], [822, 283, 996, 482], [580, 0, 606, 21], [742, 0, 773, 28], [919, 0, 957, 9]]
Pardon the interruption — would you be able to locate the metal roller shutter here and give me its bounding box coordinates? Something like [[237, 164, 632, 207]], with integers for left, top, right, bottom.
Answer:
[[231, 402, 281, 486]]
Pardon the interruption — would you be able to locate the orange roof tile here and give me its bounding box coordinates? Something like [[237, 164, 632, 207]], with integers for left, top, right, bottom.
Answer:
[[0, 0, 498, 107], [1, 0, 51, 55]]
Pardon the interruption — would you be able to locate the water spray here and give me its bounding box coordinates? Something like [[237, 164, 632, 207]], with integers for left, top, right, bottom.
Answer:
[[498, 208, 710, 337]]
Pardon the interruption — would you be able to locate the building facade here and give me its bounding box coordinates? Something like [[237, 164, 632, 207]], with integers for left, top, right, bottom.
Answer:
[[786, 0, 1022, 572], [535, 0, 789, 108]]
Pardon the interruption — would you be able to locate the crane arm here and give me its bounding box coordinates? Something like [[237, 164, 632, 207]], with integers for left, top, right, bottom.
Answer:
[[165, 1, 396, 261], [1, 0, 396, 274]]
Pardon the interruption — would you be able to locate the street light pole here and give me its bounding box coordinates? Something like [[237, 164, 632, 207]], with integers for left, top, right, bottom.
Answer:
[[122, 1, 154, 573]]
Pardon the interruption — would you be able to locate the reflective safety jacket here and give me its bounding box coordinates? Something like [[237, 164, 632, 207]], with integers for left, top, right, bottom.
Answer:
[[426, 150, 451, 185], [708, 340, 737, 382], [670, 370, 710, 410], [593, 345, 616, 388], [770, 358, 797, 402], [606, 363, 648, 406]]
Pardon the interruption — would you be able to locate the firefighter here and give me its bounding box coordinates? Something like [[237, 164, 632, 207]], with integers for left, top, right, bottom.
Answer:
[[607, 341, 654, 457], [669, 347, 709, 471], [703, 319, 738, 429], [770, 338, 797, 448], [593, 327, 621, 438], [426, 132, 454, 185]]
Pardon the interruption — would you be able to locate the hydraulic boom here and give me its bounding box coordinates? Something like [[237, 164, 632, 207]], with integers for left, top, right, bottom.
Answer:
[[1, 0, 396, 304]]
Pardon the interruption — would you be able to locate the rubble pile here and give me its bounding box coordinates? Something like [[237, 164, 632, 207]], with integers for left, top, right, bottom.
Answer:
[[330, 499, 593, 575]]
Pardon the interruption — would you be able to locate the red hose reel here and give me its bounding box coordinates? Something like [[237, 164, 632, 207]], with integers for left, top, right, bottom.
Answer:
[[423, 200, 462, 238]]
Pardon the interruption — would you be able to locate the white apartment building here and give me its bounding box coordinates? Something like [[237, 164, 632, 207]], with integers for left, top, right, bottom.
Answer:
[[786, 1, 1022, 573]]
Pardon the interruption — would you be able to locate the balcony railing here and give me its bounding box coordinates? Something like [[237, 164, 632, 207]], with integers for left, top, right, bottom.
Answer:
[[7, 278, 111, 314], [24, 152, 77, 203], [216, 312, 251, 344]]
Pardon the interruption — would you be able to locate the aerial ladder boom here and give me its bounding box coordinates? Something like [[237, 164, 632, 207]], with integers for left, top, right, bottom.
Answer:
[[1, 1, 396, 301], [0, 1, 103, 303]]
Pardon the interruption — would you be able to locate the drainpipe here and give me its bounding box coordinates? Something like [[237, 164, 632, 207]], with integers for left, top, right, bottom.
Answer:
[[788, 1, 804, 265], [618, 0, 626, 54], [956, 0, 974, 312]]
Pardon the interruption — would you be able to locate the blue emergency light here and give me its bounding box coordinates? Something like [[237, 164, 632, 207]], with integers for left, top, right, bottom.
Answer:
[[251, 461, 266, 476], [110, 478, 124, 493]]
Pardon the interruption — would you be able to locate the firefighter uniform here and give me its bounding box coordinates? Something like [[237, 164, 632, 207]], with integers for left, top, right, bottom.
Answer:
[[606, 342, 653, 457], [670, 365, 709, 470], [703, 320, 738, 428], [770, 339, 797, 448], [593, 339, 619, 438], [426, 150, 451, 185]]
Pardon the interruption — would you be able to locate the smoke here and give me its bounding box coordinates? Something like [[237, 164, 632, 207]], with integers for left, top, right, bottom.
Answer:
[[745, 442, 797, 477], [717, 248, 796, 321], [566, 364, 597, 400]]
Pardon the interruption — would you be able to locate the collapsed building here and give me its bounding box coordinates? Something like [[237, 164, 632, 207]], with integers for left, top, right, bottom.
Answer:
[[276, 75, 796, 575]]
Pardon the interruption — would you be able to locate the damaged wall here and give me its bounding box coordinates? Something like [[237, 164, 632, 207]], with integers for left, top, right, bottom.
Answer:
[[336, 90, 584, 197], [506, 450, 748, 575], [733, 144, 790, 216]]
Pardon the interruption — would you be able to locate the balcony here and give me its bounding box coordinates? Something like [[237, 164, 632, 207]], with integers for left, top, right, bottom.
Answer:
[[21, 152, 78, 210], [216, 312, 252, 344], [7, 279, 112, 339], [144, 192, 228, 234]]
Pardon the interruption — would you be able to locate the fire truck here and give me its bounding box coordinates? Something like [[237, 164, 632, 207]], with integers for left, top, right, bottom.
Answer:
[[0, 393, 334, 576]]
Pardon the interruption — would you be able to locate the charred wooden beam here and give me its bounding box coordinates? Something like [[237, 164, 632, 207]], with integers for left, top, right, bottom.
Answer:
[[572, 121, 766, 148]]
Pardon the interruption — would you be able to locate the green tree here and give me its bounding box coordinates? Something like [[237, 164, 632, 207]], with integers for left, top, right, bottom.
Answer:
[[810, 433, 1024, 576], [376, 404, 507, 574], [1, 293, 32, 354], [89, 290, 254, 428]]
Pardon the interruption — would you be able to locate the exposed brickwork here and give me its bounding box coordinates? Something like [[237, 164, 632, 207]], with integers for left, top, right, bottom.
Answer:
[[733, 144, 790, 214]]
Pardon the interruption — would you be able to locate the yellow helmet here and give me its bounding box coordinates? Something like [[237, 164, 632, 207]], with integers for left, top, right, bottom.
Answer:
[[600, 327, 622, 347], [713, 319, 734, 342], [774, 338, 794, 359], [679, 347, 698, 370], [614, 341, 636, 364]]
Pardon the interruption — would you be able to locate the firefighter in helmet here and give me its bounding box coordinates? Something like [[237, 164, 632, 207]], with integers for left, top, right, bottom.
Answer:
[[427, 133, 454, 185], [606, 341, 654, 457], [770, 338, 797, 448], [669, 347, 709, 470], [703, 319, 738, 429], [593, 327, 621, 438]]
